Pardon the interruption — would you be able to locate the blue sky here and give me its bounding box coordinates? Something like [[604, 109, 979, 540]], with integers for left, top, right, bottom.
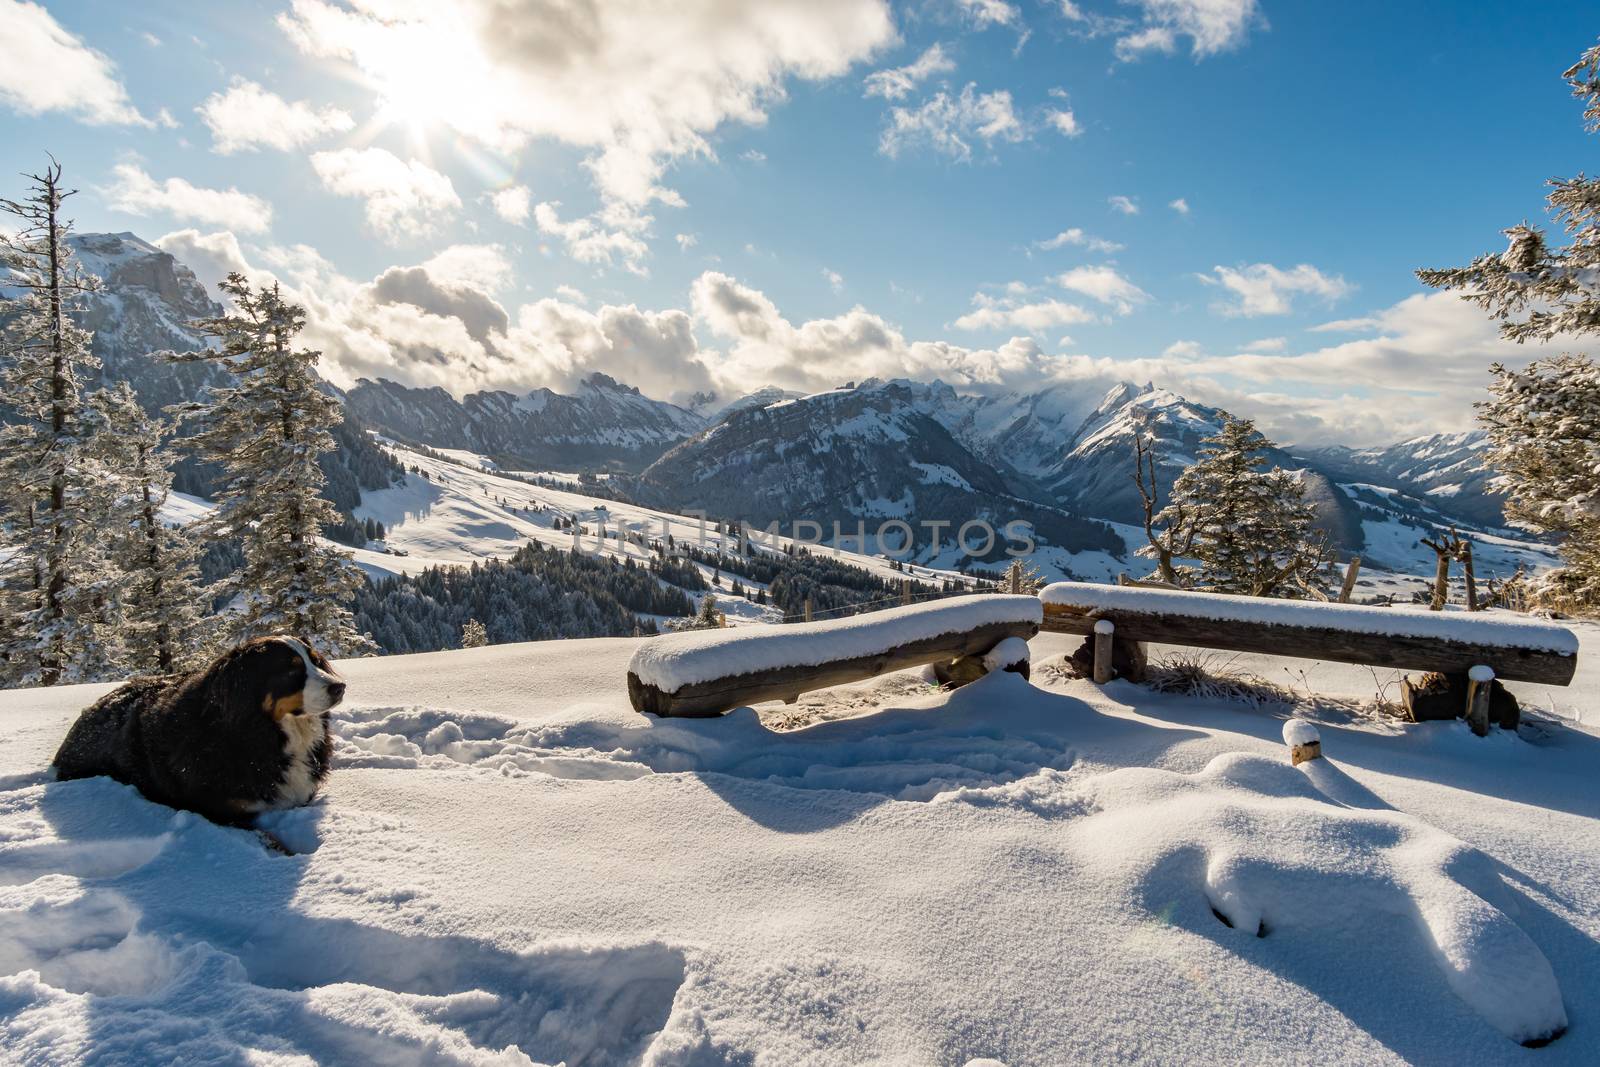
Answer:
[[1, 0, 1594, 444]]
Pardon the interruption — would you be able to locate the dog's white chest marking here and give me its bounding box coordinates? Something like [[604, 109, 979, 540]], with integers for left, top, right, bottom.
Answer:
[[271, 712, 326, 809]]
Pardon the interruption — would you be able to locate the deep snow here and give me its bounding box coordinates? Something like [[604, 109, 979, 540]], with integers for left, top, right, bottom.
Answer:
[[3, 626, 1599, 1064]]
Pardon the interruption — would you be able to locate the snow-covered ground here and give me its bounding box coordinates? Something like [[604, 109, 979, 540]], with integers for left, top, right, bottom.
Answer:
[[3, 624, 1598, 1063]]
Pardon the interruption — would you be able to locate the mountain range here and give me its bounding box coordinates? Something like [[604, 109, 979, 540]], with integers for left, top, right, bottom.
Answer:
[[3, 231, 1511, 567]]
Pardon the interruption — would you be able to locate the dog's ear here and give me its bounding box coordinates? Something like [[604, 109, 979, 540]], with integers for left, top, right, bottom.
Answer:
[[201, 642, 267, 724]]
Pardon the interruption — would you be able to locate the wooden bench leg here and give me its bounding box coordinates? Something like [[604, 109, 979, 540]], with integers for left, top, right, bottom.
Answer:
[[1092, 619, 1115, 685], [1466, 665, 1494, 737]]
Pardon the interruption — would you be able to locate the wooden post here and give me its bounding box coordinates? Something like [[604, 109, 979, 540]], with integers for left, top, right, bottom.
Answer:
[[1337, 556, 1361, 603], [803, 597, 814, 623], [1459, 541, 1478, 611], [901, 578, 912, 606], [1284, 720, 1322, 765], [1466, 665, 1494, 737], [1092, 619, 1115, 684], [1008, 561, 1021, 595]]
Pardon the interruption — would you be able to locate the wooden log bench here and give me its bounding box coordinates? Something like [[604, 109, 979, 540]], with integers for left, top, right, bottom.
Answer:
[[1038, 581, 1580, 735], [628, 595, 1042, 717]]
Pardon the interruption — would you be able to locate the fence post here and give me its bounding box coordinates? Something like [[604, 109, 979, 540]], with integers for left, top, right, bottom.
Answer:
[[901, 578, 912, 606], [803, 597, 814, 623], [1092, 619, 1115, 684], [1466, 665, 1494, 736], [1338, 556, 1362, 603], [1009, 561, 1021, 595]]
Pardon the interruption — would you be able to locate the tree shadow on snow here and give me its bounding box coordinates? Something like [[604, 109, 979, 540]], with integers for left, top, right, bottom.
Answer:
[[14, 777, 684, 1065]]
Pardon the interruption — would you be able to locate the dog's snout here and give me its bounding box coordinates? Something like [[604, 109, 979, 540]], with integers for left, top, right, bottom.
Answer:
[[326, 681, 346, 705]]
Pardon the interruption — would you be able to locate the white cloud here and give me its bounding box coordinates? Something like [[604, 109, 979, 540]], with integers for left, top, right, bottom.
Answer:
[[740, 149, 767, 163], [952, 286, 1097, 332], [310, 147, 460, 242], [823, 268, 845, 294], [1243, 336, 1286, 352], [533, 201, 649, 274], [879, 83, 1025, 160], [695, 270, 1053, 392], [1202, 262, 1353, 317], [155, 228, 257, 295], [0, 0, 151, 126], [197, 78, 353, 153], [1168, 197, 1189, 214], [104, 163, 273, 233], [419, 244, 511, 292], [1108, 195, 1139, 215], [1034, 227, 1123, 254], [1046, 109, 1081, 137], [1309, 315, 1380, 333], [1161, 339, 1202, 359], [1138, 292, 1561, 444], [959, 0, 1021, 28], [555, 284, 587, 304], [863, 43, 957, 100], [489, 184, 532, 225], [1054, 265, 1149, 314], [278, 0, 894, 213], [1115, 0, 1262, 61], [675, 233, 698, 251]]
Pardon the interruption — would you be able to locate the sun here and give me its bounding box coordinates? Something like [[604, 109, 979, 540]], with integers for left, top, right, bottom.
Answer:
[[347, 14, 500, 148]]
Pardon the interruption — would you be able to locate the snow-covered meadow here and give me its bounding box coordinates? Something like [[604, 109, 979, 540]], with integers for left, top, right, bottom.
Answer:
[[3, 624, 1598, 1064]]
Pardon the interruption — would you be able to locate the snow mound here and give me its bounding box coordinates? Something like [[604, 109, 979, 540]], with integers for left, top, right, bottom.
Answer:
[[630, 595, 1043, 691], [1061, 751, 1567, 1046], [1041, 582, 1580, 654]]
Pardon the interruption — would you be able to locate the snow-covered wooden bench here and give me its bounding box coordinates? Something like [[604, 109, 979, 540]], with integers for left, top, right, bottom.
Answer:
[[1038, 581, 1580, 733], [627, 595, 1042, 717]]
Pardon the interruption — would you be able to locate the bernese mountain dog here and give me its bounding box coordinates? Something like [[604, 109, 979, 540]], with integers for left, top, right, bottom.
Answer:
[[52, 636, 346, 826]]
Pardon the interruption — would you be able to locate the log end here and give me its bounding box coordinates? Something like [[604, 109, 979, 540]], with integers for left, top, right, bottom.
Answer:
[[1291, 741, 1322, 766]]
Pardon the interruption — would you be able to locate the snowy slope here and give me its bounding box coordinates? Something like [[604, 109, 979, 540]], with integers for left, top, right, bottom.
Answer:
[[2, 624, 1598, 1063]]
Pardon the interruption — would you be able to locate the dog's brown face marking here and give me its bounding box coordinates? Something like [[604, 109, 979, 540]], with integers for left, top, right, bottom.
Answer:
[[263, 690, 305, 721]]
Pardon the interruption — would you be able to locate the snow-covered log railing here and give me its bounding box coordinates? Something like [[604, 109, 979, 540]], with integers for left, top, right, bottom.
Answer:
[[628, 595, 1043, 717], [1039, 582, 1579, 686]]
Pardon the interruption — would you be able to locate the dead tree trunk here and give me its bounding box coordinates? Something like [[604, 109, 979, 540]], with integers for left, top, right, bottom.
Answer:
[[1420, 529, 1465, 612], [1132, 432, 1190, 586], [1337, 556, 1361, 603], [1456, 538, 1478, 611]]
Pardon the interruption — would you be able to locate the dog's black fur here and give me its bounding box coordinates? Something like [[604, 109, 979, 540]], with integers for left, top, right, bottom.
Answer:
[[52, 637, 345, 825]]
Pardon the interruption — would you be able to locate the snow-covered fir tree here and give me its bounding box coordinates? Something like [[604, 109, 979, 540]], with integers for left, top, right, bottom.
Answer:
[[1417, 39, 1600, 606], [460, 618, 488, 648], [178, 274, 373, 654], [1156, 417, 1329, 598], [0, 163, 121, 685], [96, 383, 209, 674]]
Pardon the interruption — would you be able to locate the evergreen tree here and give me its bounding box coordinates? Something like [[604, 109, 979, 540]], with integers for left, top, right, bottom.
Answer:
[[1157, 417, 1328, 597], [460, 618, 488, 648], [1417, 40, 1600, 606], [97, 384, 209, 674], [177, 275, 372, 653], [0, 162, 120, 685]]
